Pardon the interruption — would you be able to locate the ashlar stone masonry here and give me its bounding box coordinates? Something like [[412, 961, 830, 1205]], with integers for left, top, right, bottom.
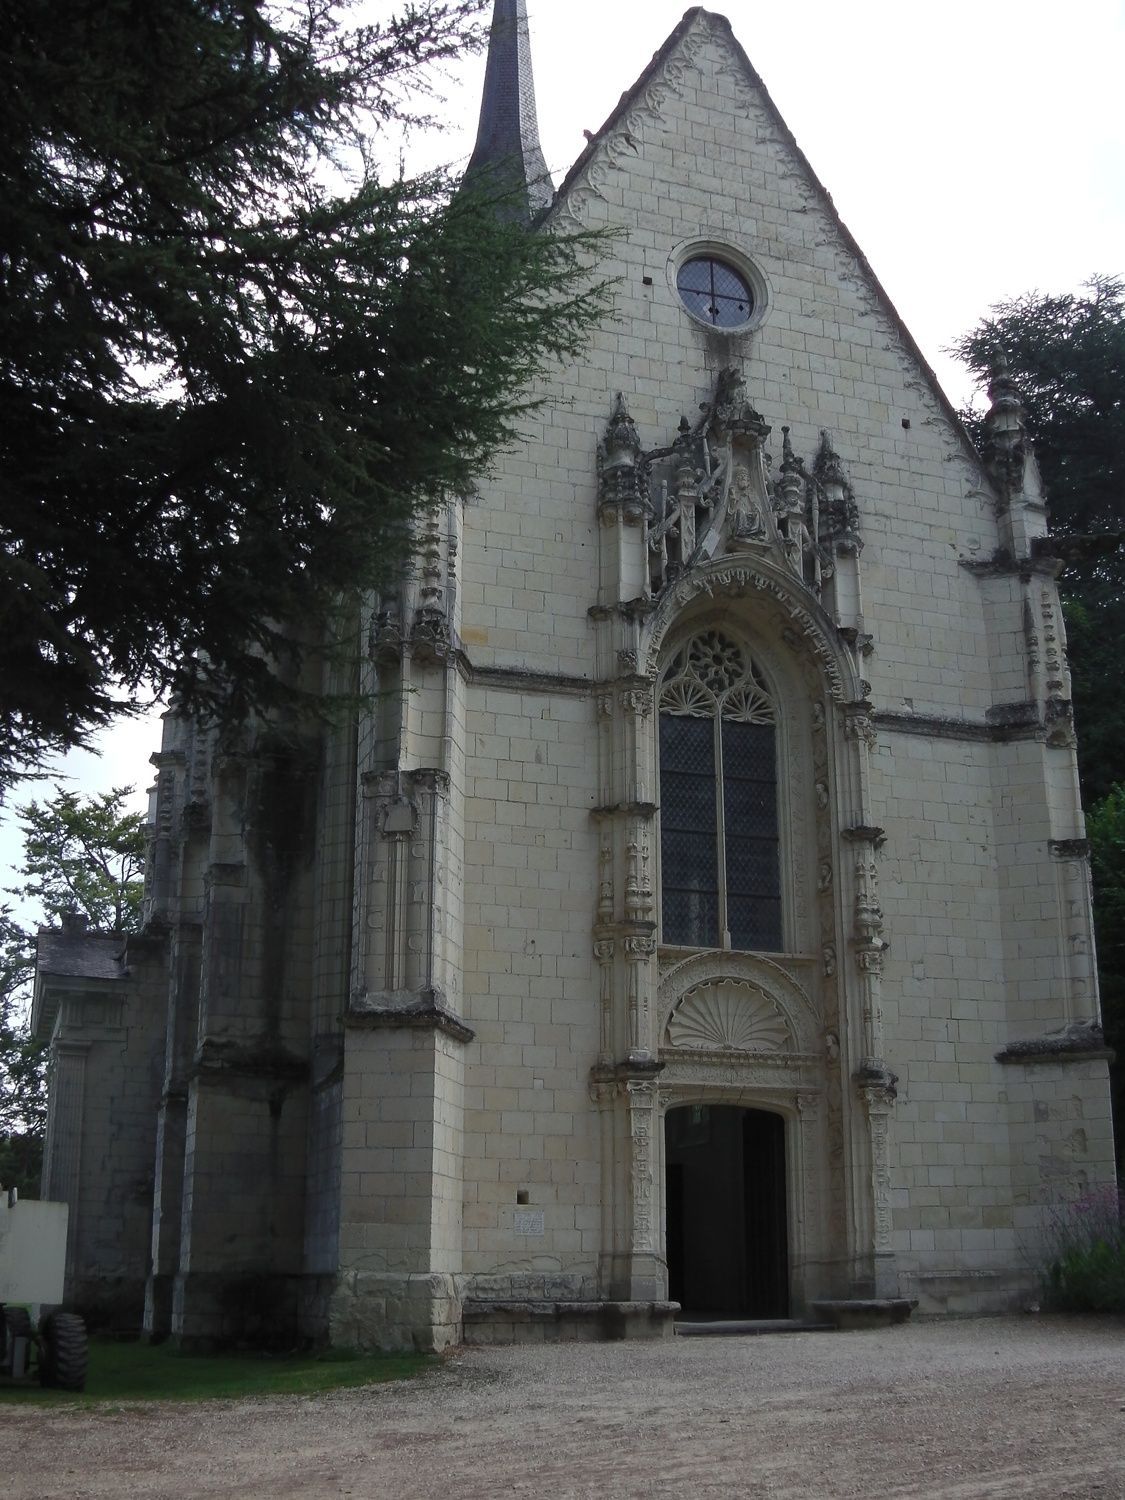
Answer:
[[35, 3, 1116, 1348]]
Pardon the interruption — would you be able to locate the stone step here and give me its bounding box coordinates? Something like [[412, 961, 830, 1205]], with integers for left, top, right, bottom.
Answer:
[[462, 1298, 679, 1345], [810, 1298, 917, 1330], [675, 1317, 833, 1337]]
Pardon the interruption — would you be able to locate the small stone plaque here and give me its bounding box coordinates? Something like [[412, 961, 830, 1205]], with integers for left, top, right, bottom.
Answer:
[[513, 1209, 545, 1237]]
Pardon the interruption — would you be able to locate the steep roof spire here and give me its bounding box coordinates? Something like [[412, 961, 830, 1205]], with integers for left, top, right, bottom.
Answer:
[[463, 0, 553, 221]]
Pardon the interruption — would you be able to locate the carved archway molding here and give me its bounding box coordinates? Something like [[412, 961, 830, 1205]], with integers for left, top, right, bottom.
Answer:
[[658, 950, 820, 1057], [640, 553, 861, 704]]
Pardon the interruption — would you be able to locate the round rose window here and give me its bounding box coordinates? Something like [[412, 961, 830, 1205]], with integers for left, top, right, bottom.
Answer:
[[676, 255, 754, 328]]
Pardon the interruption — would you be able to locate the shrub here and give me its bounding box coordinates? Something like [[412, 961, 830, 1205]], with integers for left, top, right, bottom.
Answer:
[[1040, 1185, 1125, 1313]]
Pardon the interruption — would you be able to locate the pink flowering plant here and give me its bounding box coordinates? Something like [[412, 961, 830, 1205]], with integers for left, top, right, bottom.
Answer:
[[1040, 1185, 1125, 1313]]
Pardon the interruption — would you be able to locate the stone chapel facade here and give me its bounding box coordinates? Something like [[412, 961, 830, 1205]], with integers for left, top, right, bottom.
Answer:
[[35, 4, 1116, 1349]]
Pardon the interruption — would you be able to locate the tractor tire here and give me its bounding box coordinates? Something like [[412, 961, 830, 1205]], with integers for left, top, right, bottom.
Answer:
[[38, 1310, 88, 1392], [4, 1304, 32, 1341]]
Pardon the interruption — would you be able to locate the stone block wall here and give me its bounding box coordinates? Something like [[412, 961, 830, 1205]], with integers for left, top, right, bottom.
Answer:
[[459, 686, 603, 1292], [38, 937, 167, 1330], [331, 1025, 466, 1350]]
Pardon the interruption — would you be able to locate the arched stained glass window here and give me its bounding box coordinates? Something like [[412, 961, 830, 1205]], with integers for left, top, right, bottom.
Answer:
[[659, 631, 781, 952]]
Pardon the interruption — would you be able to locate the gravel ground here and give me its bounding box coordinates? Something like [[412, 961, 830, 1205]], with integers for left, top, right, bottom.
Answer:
[[4, 1317, 1124, 1499]]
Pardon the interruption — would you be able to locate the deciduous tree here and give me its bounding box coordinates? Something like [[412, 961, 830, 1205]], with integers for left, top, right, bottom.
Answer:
[[0, 788, 146, 1194]]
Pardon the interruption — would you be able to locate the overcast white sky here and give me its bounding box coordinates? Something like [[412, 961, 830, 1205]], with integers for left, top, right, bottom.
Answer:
[[5, 0, 1123, 907]]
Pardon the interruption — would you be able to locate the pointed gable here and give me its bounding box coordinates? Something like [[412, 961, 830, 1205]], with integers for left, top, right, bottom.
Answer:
[[550, 7, 981, 492]]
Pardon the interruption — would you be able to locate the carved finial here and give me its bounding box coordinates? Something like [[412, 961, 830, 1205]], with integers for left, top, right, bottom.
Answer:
[[463, 0, 553, 223], [980, 353, 1046, 517], [814, 431, 861, 554], [775, 427, 805, 514], [814, 430, 849, 490], [984, 355, 1026, 452], [596, 393, 644, 522], [602, 393, 640, 465]]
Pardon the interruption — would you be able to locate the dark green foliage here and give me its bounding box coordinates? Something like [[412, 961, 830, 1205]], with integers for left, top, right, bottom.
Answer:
[[1040, 1186, 1125, 1314], [0, 1132, 42, 1200], [951, 276, 1125, 802], [1063, 596, 1125, 808], [1087, 786, 1125, 1167], [951, 275, 1125, 550], [0, 0, 610, 790], [0, 908, 41, 1188], [0, 788, 146, 1193]]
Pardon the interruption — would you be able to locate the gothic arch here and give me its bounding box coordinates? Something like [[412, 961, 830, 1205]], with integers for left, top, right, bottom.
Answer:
[[639, 552, 863, 705]]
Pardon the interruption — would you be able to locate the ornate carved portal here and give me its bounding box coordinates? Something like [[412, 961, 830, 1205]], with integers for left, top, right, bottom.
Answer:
[[591, 369, 899, 1309]]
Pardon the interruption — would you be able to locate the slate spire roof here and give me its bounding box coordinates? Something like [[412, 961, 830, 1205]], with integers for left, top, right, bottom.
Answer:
[[463, 0, 553, 222]]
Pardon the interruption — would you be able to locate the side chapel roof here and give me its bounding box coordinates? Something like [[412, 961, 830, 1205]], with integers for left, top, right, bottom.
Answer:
[[32, 921, 129, 1043], [36, 925, 127, 983]]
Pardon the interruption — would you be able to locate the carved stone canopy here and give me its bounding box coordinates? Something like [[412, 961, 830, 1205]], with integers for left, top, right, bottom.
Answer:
[[598, 371, 852, 604]]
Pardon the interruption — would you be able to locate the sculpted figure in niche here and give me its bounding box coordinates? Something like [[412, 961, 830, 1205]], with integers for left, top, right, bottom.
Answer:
[[730, 462, 765, 540]]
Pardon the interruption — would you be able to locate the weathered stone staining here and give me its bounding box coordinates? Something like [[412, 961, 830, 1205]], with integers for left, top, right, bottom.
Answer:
[[33, 4, 1115, 1350]]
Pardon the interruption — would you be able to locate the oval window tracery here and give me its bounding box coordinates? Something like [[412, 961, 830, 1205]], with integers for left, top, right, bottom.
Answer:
[[658, 632, 781, 953]]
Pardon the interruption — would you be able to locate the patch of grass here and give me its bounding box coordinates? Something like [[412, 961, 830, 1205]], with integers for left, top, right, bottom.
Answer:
[[0, 1337, 433, 1406]]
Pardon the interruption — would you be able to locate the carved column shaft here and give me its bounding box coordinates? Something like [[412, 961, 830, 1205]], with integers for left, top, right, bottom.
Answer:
[[358, 768, 454, 1006], [1054, 851, 1099, 1024], [591, 684, 657, 1066], [594, 940, 614, 1066], [407, 770, 452, 998], [624, 936, 657, 1062], [359, 771, 413, 997], [860, 1082, 898, 1296], [796, 1090, 823, 1274], [145, 749, 188, 920], [626, 1080, 657, 1257], [840, 703, 876, 835], [851, 847, 886, 1066], [405, 773, 436, 994]]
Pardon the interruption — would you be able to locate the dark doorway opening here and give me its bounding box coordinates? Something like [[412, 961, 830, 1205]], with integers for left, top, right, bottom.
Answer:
[[665, 1104, 788, 1318]]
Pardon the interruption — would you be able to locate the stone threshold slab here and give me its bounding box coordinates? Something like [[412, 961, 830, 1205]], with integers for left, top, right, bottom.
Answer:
[[675, 1318, 832, 1337], [462, 1299, 679, 1345]]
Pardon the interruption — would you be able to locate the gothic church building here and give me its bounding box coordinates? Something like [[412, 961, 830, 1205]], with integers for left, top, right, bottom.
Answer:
[[35, 4, 1116, 1348]]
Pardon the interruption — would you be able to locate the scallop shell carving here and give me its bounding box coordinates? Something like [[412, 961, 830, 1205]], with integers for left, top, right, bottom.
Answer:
[[665, 980, 790, 1052]]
